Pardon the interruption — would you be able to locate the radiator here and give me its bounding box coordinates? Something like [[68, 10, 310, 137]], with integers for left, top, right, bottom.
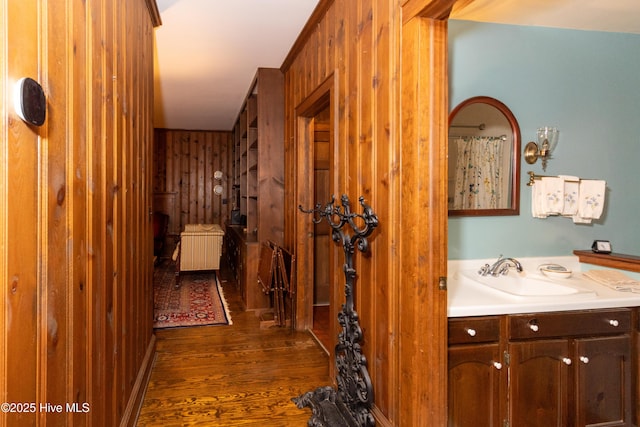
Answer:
[[179, 224, 225, 272]]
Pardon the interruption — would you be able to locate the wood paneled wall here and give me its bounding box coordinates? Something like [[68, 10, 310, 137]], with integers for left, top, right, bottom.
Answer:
[[152, 129, 232, 237], [282, 0, 452, 425], [0, 0, 159, 425]]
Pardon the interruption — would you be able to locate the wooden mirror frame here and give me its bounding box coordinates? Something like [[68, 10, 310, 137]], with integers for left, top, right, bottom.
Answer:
[[448, 96, 521, 216]]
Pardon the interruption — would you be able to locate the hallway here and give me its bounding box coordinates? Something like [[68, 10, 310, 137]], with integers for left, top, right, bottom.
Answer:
[[137, 260, 330, 426]]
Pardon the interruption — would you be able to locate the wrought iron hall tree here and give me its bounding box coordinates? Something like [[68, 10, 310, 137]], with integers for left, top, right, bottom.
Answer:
[[294, 194, 378, 427]]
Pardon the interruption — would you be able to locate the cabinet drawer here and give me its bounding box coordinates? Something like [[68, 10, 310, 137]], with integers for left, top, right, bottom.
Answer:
[[509, 308, 631, 340], [449, 316, 501, 345]]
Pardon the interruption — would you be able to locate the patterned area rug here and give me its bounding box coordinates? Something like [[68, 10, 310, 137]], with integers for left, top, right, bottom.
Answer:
[[153, 260, 232, 329]]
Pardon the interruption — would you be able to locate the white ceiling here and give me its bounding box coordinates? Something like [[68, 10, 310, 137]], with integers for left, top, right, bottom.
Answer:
[[451, 0, 640, 34], [153, 0, 319, 131], [153, 0, 640, 132]]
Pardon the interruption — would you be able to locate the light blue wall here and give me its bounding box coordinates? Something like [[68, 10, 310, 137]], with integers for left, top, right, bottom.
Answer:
[[448, 21, 640, 260]]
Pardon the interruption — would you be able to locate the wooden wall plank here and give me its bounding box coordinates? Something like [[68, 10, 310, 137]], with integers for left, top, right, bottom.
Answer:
[[86, 1, 105, 421], [69, 0, 91, 424], [121, 0, 137, 418], [42, 0, 71, 422], [204, 133, 213, 221], [105, 0, 121, 419], [0, 2, 6, 424], [114, 0, 127, 423], [371, 0, 395, 418], [153, 130, 167, 192], [3, 2, 40, 425]]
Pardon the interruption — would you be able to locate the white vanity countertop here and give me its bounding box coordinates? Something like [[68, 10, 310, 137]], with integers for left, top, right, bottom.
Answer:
[[448, 256, 640, 317]]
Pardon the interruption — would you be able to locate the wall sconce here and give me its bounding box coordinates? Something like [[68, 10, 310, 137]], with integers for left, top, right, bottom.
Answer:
[[524, 126, 559, 171], [213, 170, 225, 196]]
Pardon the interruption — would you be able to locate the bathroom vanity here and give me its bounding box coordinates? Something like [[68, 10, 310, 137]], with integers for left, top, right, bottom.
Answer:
[[447, 256, 640, 427]]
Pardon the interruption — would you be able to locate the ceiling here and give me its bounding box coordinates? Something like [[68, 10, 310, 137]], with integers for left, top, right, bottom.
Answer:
[[153, 0, 319, 131], [451, 0, 640, 34], [153, 0, 640, 132]]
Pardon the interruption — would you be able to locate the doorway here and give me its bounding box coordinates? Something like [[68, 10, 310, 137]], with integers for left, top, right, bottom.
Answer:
[[294, 74, 336, 354], [311, 106, 331, 351]]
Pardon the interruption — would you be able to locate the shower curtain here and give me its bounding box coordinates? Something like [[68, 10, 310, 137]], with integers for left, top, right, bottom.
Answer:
[[451, 136, 505, 210]]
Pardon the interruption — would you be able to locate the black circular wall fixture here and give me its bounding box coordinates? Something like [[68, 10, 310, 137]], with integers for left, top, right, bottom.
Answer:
[[14, 77, 46, 126]]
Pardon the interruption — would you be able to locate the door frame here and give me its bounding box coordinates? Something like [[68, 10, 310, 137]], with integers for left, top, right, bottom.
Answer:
[[294, 73, 338, 343]]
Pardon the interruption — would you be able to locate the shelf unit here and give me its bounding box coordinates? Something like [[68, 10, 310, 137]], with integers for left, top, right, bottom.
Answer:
[[229, 68, 284, 311]]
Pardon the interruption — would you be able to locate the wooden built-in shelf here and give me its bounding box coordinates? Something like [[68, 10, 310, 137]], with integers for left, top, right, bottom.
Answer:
[[229, 68, 284, 312], [574, 250, 640, 273]]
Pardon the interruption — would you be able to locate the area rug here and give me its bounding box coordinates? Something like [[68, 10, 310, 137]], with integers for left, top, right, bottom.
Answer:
[[153, 260, 232, 328]]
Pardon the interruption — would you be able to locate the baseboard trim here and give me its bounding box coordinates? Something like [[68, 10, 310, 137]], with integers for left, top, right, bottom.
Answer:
[[119, 333, 157, 427], [372, 405, 393, 427]]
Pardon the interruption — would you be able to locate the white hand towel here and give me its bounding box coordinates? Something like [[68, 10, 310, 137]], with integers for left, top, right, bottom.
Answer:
[[573, 179, 606, 223], [541, 177, 564, 215], [531, 178, 548, 218], [558, 175, 579, 216], [584, 269, 640, 292]]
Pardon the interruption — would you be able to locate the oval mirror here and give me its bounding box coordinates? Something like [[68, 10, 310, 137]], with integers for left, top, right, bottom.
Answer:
[[448, 96, 521, 216]]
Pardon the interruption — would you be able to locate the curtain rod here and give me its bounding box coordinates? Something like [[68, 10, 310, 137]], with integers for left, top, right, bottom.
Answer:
[[450, 123, 485, 130], [527, 171, 584, 186], [449, 134, 507, 141]]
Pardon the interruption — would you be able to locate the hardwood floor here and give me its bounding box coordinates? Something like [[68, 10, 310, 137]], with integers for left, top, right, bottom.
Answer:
[[137, 259, 330, 426]]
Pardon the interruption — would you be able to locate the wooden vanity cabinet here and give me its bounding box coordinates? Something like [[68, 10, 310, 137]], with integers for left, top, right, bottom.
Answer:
[[509, 335, 631, 427], [509, 309, 633, 427], [448, 316, 506, 427], [448, 308, 635, 427]]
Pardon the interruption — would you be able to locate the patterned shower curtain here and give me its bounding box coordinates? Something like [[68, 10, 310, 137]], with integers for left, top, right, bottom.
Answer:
[[451, 136, 505, 210]]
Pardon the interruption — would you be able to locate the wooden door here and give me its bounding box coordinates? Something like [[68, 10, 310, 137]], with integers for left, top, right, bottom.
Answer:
[[574, 335, 632, 427], [509, 339, 572, 427], [448, 344, 504, 427]]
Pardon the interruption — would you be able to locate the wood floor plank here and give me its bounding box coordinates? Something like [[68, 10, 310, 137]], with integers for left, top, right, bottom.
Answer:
[[137, 259, 330, 426]]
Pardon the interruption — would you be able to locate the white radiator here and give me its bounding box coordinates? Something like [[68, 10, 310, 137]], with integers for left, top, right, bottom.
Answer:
[[179, 224, 224, 271]]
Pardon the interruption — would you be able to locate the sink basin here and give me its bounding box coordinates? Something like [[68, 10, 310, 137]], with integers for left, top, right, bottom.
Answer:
[[458, 270, 597, 300]]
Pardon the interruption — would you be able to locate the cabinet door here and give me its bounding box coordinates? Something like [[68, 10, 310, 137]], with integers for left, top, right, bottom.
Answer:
[[509, 339, 571, 427], [574, 335, 632, 427], [448, 343, 504, 427]]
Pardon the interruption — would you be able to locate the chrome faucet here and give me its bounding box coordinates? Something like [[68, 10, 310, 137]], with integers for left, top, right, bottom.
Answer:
[[478, 255, 523, 277]]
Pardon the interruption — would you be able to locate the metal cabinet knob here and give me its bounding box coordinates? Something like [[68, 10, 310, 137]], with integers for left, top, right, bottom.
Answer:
[[609, 319, 619, 327], [493, 362, 502, 370], [562, 357, 572, 365], [529, 324, 539, 332], [465, 328, 476, 337], [579, 356, 589, 364]]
